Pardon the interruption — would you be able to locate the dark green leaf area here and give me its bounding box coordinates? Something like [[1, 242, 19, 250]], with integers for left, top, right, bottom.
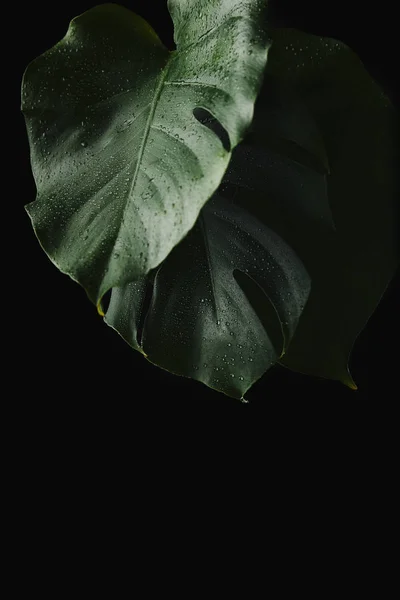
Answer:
[[105, 195, 310, 400], [222, 28, 398, 386]]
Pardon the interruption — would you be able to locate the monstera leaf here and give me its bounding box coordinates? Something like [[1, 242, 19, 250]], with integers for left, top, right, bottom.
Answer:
[[221, 28, 398, 388], [22, 1, 270, 307], [106, 27, 397, 399], [22, 0, 398, 401], [105, 195, 311, 400]]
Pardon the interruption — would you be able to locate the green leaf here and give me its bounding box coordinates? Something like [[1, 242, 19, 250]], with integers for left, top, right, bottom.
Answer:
[[22, 1, 270, 307], [105, 195, 311, 400], [221, 28, 399, 387]]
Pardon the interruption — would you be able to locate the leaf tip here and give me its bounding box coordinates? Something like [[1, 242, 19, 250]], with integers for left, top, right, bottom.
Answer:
[[347, 381, 358, 391], [97, 301, 105, 317], [342, 370, 358, 391]]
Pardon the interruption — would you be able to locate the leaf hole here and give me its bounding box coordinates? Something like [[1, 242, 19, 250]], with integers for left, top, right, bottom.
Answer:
[[100, 290, 112, 314], [233, 270, 284, 357], [137, 279, 155, 347], [193, 107, 231, 152]]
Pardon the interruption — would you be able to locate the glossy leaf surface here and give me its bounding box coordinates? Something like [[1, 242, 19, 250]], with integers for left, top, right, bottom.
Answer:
[[105, 195, 311, 400], [22, 1, 270, 305], [222, 28, 398, 386]]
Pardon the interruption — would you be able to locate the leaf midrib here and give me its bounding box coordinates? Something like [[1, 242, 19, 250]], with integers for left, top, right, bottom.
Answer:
[[126, 60, 173, 203]]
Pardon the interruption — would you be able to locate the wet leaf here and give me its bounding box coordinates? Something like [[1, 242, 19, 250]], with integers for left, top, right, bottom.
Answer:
[[222, 28, 399, 387], [105, 195, 311, 400], [22, 1, 270, 306]]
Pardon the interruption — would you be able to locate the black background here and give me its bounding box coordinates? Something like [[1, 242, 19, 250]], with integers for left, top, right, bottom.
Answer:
[[9, 5, 398, 574], [16, 0, 399, 423]]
